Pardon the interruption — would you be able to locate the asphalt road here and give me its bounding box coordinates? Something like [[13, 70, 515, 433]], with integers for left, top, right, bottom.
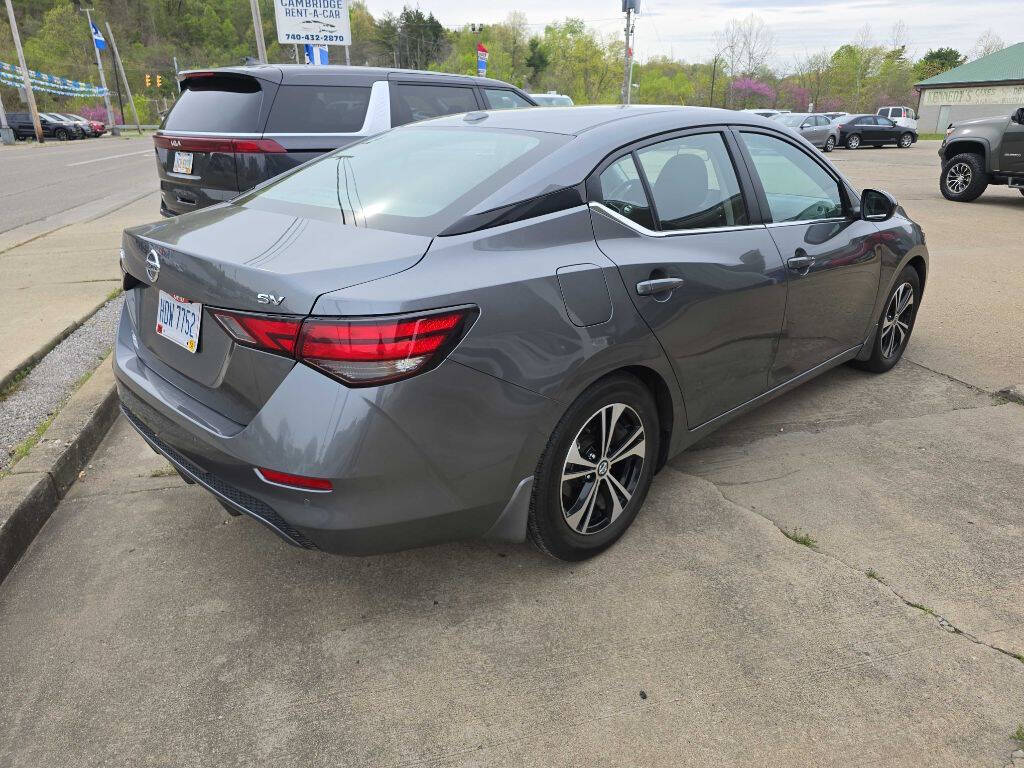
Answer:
[[1, 141, 1023, 767], [0, 134, 157, 234]]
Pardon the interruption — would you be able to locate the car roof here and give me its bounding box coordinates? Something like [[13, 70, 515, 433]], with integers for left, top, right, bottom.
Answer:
[[423, 104, 778, 136], [178, 64, 521, 90], [417, 106, 797, 218]]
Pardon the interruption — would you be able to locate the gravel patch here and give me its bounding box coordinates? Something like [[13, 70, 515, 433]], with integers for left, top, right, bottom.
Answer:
[[0, 297, 122, 471]]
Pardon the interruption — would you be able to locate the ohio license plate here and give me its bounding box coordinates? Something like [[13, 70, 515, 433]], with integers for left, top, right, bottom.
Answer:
[[156, 290, 201, 353], [172, 151, 193, 174]]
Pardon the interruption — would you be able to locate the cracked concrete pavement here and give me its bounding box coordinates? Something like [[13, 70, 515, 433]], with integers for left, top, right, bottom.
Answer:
[[1, 142, 1023, 766]]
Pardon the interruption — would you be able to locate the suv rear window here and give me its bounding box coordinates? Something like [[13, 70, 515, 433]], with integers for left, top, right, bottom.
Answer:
[[163, 75, 264, 133], [239, 126, 568, 236], [265, 85, 370, 133]]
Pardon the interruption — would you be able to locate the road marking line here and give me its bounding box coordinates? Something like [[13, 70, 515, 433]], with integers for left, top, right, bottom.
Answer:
[[67, 150, 151, 167]]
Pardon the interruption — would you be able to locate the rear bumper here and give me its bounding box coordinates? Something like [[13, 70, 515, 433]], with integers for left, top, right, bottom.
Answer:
[[112, 304, 556, 554]]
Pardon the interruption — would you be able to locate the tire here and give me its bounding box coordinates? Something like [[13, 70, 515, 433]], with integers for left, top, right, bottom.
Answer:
[[528, 373, 660, 561], [55, 128, 68, 141], [852, 265, 921, 374], [845, 133, 861, 149], [823, 135, 835, 153], [940, 152, 988, 202], [898, 132, 913, 148]]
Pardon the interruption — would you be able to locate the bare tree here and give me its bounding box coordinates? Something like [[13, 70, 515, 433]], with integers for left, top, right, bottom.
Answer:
[[714, 14, 775, 78], [889, 20, 908, 52], [970, 29, 1004, 60]]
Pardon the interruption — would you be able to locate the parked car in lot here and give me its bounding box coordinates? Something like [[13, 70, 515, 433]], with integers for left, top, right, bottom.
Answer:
[[58, 113, 106, 137], [153, 65, 537, 217], [939, 107, 1024, 201], [876, 106, 918, 131], [771, 112, 839, 151], [531, 92, 574, 106], [834, 114, 917, 149], [6, 111, 81, 140], [116, 105, 927, 561]]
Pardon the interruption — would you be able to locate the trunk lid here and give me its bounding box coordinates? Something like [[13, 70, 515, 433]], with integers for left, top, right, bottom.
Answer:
[[122, 204, 431, 418]]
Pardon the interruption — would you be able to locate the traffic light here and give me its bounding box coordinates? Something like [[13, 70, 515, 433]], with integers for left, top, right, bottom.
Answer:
[[145, 73, 151, 88], [156, 74, 163, 88]]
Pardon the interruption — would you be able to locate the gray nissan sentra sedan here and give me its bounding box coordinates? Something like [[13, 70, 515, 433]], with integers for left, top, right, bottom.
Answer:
[[114, 105, 928, 561]]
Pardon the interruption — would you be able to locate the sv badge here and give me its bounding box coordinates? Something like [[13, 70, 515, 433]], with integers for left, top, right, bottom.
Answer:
[[257, 293, 285, 306]]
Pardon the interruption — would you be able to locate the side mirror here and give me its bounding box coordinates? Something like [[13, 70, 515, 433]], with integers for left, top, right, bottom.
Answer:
[[1012, 107, 1024, 124], [861, 189, 898, 222]]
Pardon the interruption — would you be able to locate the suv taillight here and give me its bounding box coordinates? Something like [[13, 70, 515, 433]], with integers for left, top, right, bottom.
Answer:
[[153, 135, 286, 153], [211, 307, 477, 386]]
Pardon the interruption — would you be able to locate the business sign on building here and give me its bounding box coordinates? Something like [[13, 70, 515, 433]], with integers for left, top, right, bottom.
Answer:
[[274, 0, 351, 46], [921, 83, 1024, 106]]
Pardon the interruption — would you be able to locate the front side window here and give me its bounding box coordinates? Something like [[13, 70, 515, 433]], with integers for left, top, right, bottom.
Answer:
[[878, 117, 896, 128], [598, 155, 655, 229], [635, 133, 748, 231], [483, 89, 533, 110], [740, 132, 844, 223], [391, 84, 479, 127], [240, 126, 566, 236]]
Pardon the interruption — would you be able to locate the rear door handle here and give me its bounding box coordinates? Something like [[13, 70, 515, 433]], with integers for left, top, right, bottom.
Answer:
[[636, 277, 684, 296], [787, 255, 813, 273]]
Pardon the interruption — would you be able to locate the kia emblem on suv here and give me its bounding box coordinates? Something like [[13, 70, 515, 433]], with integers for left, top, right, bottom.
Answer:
[[146, 249, 161, 283]]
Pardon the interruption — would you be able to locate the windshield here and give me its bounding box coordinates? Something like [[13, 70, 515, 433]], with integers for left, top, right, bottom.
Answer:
[[776, 114, 806, 127], [240, 126, 569, 236]]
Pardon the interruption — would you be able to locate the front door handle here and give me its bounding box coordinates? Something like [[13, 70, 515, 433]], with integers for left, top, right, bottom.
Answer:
[[787, 255, 813, 274], [636, 277, 684, 296]]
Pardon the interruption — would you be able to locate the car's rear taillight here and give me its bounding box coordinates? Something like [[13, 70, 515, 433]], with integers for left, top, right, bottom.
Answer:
[[212, 307, 476, 386], [210, 310, 302, 355], [153, 135, 286, 153], [297, 308, 477, 386]]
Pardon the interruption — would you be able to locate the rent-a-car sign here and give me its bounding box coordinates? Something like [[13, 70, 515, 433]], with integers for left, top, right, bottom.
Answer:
[[274, 0, 351, 46]]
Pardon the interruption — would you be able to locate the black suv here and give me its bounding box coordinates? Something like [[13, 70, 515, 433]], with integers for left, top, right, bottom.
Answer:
[[154, 65, 537, 216], [7, 111, 83, 141]]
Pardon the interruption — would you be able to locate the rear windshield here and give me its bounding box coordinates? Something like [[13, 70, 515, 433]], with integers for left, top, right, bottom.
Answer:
[[265, 85, 370, 133], [163, 75, 264, 133], [239, 126, 569, 236]]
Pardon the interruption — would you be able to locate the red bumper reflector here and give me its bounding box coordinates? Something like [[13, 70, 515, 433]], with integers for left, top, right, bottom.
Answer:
[[255, 467, 333, 492]]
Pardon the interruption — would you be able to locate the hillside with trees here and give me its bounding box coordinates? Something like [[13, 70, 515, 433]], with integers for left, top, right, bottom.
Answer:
[[0, 1, 1005, 124]]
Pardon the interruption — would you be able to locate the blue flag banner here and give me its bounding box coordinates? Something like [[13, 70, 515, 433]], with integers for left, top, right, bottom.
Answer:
[[476, 43, 488, 77], [91, 22, 107, 50], [303, 44, 329, 66], [0, 61, 108, 97]]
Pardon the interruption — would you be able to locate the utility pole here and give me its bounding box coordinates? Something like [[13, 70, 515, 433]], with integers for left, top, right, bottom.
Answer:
[[249, 0, 267, 63], [4, 0, 43, 142], [620, 1, 637, 105], [708, 54, 720, 107], [105, 22, 141, 134], [84, 8, 118, 135]]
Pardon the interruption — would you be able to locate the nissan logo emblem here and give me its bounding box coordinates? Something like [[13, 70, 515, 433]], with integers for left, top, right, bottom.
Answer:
[[145, 249, 161, 283]]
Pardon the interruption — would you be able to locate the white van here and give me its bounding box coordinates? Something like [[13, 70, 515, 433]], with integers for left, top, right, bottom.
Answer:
[[877, 106, 918, 131]]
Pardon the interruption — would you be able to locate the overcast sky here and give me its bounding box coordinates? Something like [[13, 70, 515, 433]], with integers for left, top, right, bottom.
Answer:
[[363, 0, 1024, 66]]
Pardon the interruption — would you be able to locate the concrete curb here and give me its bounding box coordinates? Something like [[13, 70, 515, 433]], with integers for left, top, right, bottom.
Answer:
[[0, 187, 157, 257], [0, 354, 118, 585], [0, 295, 116, 394]]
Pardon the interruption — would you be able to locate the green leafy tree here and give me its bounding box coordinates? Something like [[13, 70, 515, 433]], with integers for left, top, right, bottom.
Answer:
[[525, 37, 549, 88], [914, 47, 965, 81]]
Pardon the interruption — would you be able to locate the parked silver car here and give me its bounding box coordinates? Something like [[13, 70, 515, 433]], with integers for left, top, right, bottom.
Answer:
[[115, 106, 928, 561], [772, 112, 839, 152]]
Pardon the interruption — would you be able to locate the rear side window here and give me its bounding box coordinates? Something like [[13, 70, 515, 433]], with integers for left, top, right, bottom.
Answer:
[[164, 76, 263, 133], [391, 84, 478, 126], [240, 126, 567, 236], [483, 88, 533, 110], [598, 155, 655, 229], [635, 133, 748, 231], [265, 85, 370, 133]]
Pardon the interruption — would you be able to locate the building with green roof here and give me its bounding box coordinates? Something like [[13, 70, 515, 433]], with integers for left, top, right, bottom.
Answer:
[[916, 43, 1024, 132]]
